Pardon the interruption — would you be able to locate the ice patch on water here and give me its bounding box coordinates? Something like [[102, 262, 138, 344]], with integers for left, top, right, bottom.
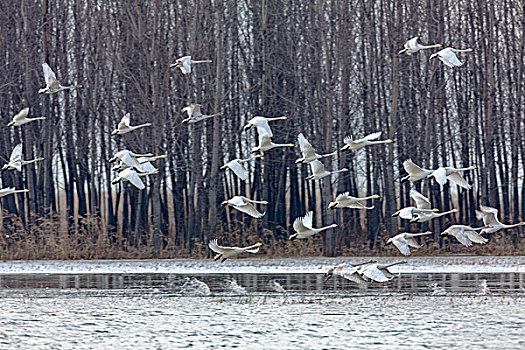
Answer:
[[429, 283, 447, 296], [180, 277, 211, 296], [224, 279, 247, 295]]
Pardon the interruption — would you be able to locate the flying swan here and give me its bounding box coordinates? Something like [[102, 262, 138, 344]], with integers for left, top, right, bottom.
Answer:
[[208, 239, 262, 263], [289, 211, 337, 240]]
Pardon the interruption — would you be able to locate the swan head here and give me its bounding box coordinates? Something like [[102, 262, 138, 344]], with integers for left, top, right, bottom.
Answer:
[[467, 48, 473, 52], [256, 242, 263, 247], [324, 268, 335, 281], [433, 209, 440, 212], [388, 139, 394, 143], [374, 195, 380, 199]]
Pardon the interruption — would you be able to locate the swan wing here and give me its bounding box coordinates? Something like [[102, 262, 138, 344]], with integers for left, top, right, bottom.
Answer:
[[227, 160, 248, 180], [309, 160, 325, 175], [476, 205, 500, 226], [118, 151, 136, 168], [335, 192, 350, 202], [447, 172, 471, 189], [294, 211, 313, 232], [403, 159, 426, 176], [465, 229, 488, 244], [252, 119, 273, 138], [258, 132, 272, 148], [440, 49, 463, 66], [121, 169, 145, 189], [234, 202, 264, 218], [397, 207, 415, 220], [340, 271, 368, 286], [347, 202, 372, 209], [410, 189, 431, 209], [208, 239, 226, 253], [42, 63, 57, 86], [361, 131, 382, 141], [405, 237, 422, 248], [139, 162, 158, 173], [359, 265, 391, 282], [298, 133, 316, 158], [10, 143, 23, 162], [406, 36, 419, 50], [445, 226, 471, 246], [432, 168, 448, 186], [392, 238, 411, 256], [119, 113, 131, 128]]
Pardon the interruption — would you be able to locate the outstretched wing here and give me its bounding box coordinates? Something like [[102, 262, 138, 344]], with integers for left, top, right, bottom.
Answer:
[[226, 160, 248, 180], [405, 237, 422, 248], [447, 172, 471, 190], [476, 205, 499, 226], [121, 169, 145, 190], [445, 226, 471, 247], [10, 143, 23, 162], [119, 113, 131, 128], [208, 239, 225, 253], [309, 160, 325, 175], [335, 192, 350, 202], [363, 131, 382, 141], [257, 131, 272, 148], [234, 202, 264, 218], [431, 168, 447, 186], [298, 133, 316, 158], [465, 230, 488, 244], [410, 189, 431, 209], [440, 49, 463, 66], [294, 211, 313, 232], [118, 151, 136, 168], [403, 159, 425, 176], [392, 238, 411, 256], [42, 63, 57, 86], [397, 207, 415, 220], [359, 265, 391, 282]]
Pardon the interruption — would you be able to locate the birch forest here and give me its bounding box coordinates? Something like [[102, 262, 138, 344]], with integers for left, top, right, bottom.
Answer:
[[1, 0, 524, 259]]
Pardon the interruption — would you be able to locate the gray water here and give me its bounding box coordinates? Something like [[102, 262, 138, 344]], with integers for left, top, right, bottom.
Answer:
[[1, 272, 524, 349]]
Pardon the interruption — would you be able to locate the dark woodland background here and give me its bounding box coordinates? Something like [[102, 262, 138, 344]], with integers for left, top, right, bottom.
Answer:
[[0, 0, 524, 259]]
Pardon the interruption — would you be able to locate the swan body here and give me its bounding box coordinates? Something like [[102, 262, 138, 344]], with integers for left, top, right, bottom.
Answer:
[[111, 168, 157, 190], [221, 196, 267, 218], [39, 62, 74, 94], [399, 36, 442, 55], [412, 209, 459, 223], [428, 166, 476, 190], [220, 155, 262, 181], [401, 159, 433, 182], [2, 143, 43, 171], [251, 131, 294, 153], [243, 116, 287, 138], [7, 107, 45, 127], [341, 131, 393, 151], [475, 205, 525, 234], [324, 261, 374, 285], [289, 211, 338, 240], [392, 207, 439, 220], [440, 225, 487, 247], [358, 261, 407, 282], [170, 56, 212, 74], [0, 187, 30, 197], [429, 47, 473, 68], [112, 113, 152, 135], [386, 231, 432, 256], [306, 160, 348, 180], [296, 133, 337, 163], [208, 239, 263, 262], [328, 192, 380, 210], [402, 189, 458, 223], [112, 155, 166, 172], [181, 103, 220, 124]]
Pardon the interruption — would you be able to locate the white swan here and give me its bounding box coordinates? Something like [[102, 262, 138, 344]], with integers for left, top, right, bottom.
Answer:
[[221, 196, 267, 218], [401, 159, 434, 182], [358, 261, 407, 282], [2, 143, 43, 171], [392, 189, 440, 220], [181, 103, 221, 124], [251, 131, 294, 153], [170, 56, 212, 74], [428, 166, 476, 190], [324, 261, 375, 285], [220, 155, 262, 181], [208, 239, 262, 263], [109, 150, 154, 173], [7, 107, 45, 127], [289, 211, 338, 240], [39, 62, 74, 94], [111, 168, 157, 190], [429, 47, 473, 67], [306, 160, 348, 181], [399, 36, 442, 55], [440, 225, 487, 247], [0, 187, 30, 197], [328, 192, 380, 210], [405, 189, 459, 223], [243, 116, 287, 138], [475, 205, 525, 234], [112, 155, 166, 172], [112, 113, 152, 135], [341, 131, 393, 151], [296, 133, 337, 163], [386, 231, 432, 256]]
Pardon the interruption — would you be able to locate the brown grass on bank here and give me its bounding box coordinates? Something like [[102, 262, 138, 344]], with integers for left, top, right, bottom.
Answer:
[[1, 210, 524, 260]]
